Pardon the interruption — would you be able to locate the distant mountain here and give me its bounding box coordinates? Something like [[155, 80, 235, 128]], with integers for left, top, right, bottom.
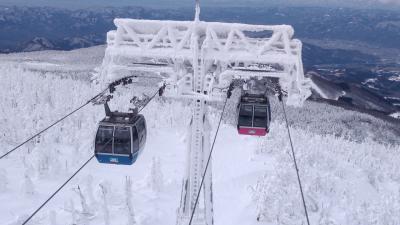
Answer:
[[19, 37, 54, 52], [300, 42, 400, 113], [0, 6, 191, 53], [0, 5, 399, 114], [309, 72, 399, 114], [302, 44, 379, 67], [1, 6, 400, 53]]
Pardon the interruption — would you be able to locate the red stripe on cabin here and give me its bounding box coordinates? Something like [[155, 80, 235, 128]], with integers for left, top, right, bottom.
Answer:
[[238, 127, 267, 136]]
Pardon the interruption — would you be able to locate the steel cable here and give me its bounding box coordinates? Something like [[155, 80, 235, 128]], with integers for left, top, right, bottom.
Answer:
[[0, 88, 109, 160], [21, 86, 162, 225], [279, 95, 311, 225]]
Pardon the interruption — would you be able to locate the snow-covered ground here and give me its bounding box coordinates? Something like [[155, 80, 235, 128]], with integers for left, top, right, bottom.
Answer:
[[1, 47, 400, 225], [388, 75, 400, 82], [390, 112, 400, 119]]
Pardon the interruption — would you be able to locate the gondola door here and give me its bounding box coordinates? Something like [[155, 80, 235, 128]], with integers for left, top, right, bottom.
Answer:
[[137, 116, 147, 152]]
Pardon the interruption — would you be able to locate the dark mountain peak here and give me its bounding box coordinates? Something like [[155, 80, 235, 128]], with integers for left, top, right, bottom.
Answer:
[[20, 37, 54, 52]]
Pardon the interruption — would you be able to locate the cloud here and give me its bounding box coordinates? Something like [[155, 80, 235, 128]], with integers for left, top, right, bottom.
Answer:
[[284, 0, 400, 7], [0, 0, 399, 8], [377, 0, 400, 4], [288, 0, 400, 5], [266, 0, 400, 6], [348, 0, 400, 5]]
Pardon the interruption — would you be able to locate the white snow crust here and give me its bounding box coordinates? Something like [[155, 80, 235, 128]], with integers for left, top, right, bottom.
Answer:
[[0, 47, 399, 225]]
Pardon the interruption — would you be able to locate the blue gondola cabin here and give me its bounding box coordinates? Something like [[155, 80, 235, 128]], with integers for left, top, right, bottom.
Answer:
[[95, 109, 146, 165]]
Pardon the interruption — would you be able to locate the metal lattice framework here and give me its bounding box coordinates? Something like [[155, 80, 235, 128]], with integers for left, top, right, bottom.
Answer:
[[101, 18, 311, 105], [99, 11, 311, 225]]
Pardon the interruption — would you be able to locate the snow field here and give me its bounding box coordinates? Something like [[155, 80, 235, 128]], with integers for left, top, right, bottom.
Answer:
[[1, 50, 400, 225]]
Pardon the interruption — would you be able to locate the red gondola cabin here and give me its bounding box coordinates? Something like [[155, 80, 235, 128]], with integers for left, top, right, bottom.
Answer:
[[237, 93, 271, 136]]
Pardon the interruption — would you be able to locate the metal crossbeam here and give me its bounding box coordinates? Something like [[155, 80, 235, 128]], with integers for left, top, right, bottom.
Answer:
[[99, 7, 311, 225], [101, 18, 311, 106]]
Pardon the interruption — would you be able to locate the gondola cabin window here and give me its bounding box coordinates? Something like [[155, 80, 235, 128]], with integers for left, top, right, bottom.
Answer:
[[253, 106, 268, 128], [132, 126, 139, 153], [114, 126, 131, 155], [239, 105, 253, 127], [95, 126, 113, 153]]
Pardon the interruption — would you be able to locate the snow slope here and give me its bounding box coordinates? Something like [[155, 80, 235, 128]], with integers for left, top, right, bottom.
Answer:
[[308, 71, 399, 114], [0, 46, 400, 225]]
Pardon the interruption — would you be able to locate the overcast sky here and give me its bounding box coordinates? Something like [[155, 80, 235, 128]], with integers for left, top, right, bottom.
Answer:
[[0, 0, 399, 9]]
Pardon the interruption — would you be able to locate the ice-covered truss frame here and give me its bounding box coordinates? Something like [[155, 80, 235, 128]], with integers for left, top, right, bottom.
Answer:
[[100, 18, 311, 106], [99, 14, 311, 225]]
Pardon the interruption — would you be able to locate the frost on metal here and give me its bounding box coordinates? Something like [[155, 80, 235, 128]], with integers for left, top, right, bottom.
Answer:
[[99, 16, 312, 225], [99, 19, 311, 106]]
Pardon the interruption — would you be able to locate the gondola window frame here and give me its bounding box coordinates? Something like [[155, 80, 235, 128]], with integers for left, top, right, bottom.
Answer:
[[253, 105, 268, 128], [95, 125, 114, 154], [131, 125, 140, 154], [113, 125, 132, 156], [239, 104, 254, 127]]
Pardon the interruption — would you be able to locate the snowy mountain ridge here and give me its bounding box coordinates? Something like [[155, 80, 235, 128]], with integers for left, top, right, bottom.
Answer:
[[1, 6, 399, 112], [0, 46, 399, 225], [1, 6, 400, 53]]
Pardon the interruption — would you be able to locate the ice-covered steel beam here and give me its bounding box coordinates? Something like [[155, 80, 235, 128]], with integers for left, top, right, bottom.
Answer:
[[100, 18, 311, 106], [108, 19, 296, 59]]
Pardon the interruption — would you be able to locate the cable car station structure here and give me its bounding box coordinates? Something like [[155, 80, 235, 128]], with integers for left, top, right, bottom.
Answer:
[[98, 2, 311, 225]]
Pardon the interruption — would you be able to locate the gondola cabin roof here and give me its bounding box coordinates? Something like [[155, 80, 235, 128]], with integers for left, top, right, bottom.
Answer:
[[99, 112, 141, 126], [240, 93, 269, 105]]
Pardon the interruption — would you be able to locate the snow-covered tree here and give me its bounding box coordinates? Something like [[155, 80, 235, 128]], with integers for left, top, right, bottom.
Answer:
[[49, 210, 57, 225], [65, 199, 78, 225], [0, 169, 8, 192], [99, 183, 110, 225], [23, 172, 35, 195], [37, 148, 51, 177], [148, 157, 163, 193], [25, 139, 35, 154], [22, 155, 36, 178], [8, 214, 29, 225], [74, 186, 93, 222], [125, 177, 136, 225], [86, 175, 96, 207]]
